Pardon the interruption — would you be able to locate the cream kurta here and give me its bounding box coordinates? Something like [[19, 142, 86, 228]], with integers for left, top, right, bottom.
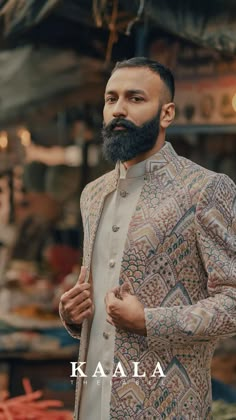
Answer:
[[79, 159, 147, 420]]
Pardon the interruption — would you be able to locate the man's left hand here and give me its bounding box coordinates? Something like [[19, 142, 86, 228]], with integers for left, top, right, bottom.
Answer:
[[105, 283, 147, 336]]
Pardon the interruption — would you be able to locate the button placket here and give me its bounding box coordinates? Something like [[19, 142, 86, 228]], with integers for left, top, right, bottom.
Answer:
[[108, 186, 125, 271], [120, 190, 128, 198], [118, 178, 128, 199], [109, 259, 115, 268]]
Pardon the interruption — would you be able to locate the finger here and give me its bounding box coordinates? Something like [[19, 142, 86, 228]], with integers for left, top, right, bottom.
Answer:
[[62, 289, 93, 317], [69, 307, 93, 325], [111, 286, 122, 299], [76, 297, 93, 314], [105, 288, 119, 302], [77, 266, 88, 285], [120, 282, 132, 297], [72, 299, 93, 322], [63, 297, 92, 323], [64, 266, 88, 298], [79, 307, 93, 323], [104, 291, 116, 309], [60, 282, 91, 301], [110, 286, 120, 294], [106, 315, 115, 326]]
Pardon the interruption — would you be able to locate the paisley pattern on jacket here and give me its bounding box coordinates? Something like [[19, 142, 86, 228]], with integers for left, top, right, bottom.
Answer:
[[62, 142, 236, 420]]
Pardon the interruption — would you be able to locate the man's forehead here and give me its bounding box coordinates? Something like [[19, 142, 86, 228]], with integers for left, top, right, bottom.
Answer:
[[105, 67, 162, 93]]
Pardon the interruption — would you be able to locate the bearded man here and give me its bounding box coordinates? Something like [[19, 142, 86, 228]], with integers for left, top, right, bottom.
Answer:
[[60, 57, 236, 420]]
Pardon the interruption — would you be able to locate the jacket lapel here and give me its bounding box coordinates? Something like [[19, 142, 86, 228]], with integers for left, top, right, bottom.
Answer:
[[86, 168, 119, 272]]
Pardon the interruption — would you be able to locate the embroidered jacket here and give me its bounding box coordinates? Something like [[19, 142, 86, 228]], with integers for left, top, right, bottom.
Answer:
[[61, 142, 236, 420]]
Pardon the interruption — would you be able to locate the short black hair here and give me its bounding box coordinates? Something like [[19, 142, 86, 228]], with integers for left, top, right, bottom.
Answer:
[[111, 57, 175, 101]]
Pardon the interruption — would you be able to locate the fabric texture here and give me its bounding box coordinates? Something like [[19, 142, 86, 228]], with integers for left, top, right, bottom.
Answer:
[[62, 142, 236, 420]]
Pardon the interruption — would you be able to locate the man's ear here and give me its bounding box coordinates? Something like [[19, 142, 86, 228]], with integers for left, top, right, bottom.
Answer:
[[160, 103, 175, 128]]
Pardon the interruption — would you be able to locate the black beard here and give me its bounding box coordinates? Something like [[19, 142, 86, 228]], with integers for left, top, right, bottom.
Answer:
[[102, 110, 161, 164]]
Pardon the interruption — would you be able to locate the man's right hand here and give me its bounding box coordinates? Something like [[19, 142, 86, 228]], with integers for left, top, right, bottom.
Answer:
[[60, 266, 94, 326]]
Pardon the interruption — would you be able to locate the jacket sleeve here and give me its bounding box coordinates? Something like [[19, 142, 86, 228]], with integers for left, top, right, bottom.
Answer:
[[59, 185, 89, 339], [144, 173, 236, 345]]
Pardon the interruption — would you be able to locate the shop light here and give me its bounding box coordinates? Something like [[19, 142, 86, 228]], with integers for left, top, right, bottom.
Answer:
[[232, 93, 236, 112], [0, 131, 8, 149], [17, 128, 31, 147]]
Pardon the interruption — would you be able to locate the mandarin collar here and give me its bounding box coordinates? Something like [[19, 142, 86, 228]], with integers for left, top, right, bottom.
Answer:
[[115, 142, 178, 179], [119, 157, 147, 179]]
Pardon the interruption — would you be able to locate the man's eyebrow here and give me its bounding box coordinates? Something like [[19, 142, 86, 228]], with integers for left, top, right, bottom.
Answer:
[[104, 90, 116, 96], [105, 89, 147, 96]]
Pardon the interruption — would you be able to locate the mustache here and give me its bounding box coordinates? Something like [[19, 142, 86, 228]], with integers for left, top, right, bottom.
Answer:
[[103, 118, 137, 131]]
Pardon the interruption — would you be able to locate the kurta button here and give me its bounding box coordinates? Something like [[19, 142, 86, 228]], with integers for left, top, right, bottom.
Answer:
[[112, 225, 120, 232], [120, 190, 128, 197], [109, 260, 115, 268], [103, 332, 109, 339]]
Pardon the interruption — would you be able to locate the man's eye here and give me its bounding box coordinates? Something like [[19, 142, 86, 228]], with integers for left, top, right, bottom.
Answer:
[[131, 96, 144, 102], [106, 97, 116, 103]]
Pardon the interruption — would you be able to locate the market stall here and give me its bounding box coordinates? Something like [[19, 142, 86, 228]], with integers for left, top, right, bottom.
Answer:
[[0, 1, 233, 418]]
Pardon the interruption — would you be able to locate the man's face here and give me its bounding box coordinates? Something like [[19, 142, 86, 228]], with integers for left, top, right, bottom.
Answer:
[[102, 67, 165, 163]]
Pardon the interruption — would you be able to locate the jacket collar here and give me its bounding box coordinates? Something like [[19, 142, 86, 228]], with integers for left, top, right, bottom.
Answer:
[[113, 141, 179, 181]]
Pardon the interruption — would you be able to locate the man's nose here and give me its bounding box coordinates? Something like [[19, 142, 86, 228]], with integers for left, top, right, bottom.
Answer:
[[112, 99, 127, 118]]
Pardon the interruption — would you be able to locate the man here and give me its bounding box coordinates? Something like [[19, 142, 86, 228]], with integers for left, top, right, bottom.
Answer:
[[60, 57, 236, 419]]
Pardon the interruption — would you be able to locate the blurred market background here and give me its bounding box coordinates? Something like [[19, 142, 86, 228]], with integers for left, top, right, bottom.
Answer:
[[0, 0, 234, 418]]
